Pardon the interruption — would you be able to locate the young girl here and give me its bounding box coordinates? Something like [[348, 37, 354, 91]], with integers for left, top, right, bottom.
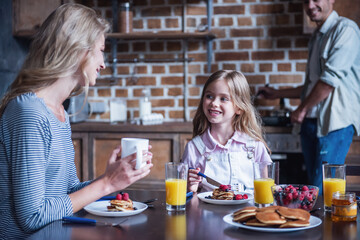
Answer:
[[182, 70, 271, 193]]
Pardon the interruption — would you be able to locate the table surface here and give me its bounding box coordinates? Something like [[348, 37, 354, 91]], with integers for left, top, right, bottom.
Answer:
[[28, 190, 360, 240]]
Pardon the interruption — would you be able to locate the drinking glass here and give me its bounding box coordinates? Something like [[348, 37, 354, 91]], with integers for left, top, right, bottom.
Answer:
[[253, 162, 275, 207], [165, 162, 188, 211], [322, 164, 346, 211]]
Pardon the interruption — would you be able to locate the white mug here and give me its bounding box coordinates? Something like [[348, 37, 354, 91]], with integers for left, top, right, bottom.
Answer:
[[121, 138, 149, 169]]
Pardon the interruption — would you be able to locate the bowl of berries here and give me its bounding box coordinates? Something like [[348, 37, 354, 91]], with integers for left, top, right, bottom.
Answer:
[[271, 184, 319, 211]]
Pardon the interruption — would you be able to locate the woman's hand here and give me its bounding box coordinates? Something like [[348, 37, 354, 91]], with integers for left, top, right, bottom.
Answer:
[[69, 145, 153, 213], [103, 145, 153, 193], [188, 168, 202, 193]]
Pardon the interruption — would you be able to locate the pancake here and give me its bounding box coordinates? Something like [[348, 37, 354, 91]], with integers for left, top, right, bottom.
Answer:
[[212, 188, 234, 200], [255, 212, 287, 225], [244, 218, 272, 227], [279, 219, 310, 228], [108, 199, 134, 212], [277, 207, 310, 221], [256, 206, 280, 213], [233, 211, 257, 222], [233, 206, 257, 216]]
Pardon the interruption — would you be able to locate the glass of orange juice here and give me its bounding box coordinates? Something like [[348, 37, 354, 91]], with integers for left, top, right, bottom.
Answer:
[[165, 162, 188, 211], [253, 162, 275, 207], [322, 164, 346, 211]]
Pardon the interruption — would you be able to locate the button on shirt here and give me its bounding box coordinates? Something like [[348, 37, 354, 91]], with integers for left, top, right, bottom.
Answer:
[[181, 128, 272, 192], [303, 11, 360, 137]]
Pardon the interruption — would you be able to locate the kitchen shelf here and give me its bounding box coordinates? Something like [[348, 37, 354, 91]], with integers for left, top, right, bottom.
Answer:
[[106, 31, 216, 40], [109, 0, 214, 122]]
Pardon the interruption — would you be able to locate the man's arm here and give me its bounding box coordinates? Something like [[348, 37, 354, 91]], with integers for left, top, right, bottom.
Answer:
[[257, 86, 303, 99], [291, 81, 334, 123]]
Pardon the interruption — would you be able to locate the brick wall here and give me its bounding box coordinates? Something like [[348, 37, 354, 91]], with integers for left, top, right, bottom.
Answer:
[[83, 0, 309, 122]]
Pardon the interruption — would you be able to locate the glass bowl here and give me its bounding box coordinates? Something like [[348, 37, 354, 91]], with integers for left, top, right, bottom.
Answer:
[[271, 184, 319, 211]]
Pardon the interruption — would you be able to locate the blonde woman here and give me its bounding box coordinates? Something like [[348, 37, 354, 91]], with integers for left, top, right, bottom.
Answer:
[[0, 4, 152, 238], [182, 70, 271, 193]]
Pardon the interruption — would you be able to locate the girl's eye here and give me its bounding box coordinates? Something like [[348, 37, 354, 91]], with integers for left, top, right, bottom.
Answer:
[[221, 97, 229, 102], [205, 94, 214, 100]]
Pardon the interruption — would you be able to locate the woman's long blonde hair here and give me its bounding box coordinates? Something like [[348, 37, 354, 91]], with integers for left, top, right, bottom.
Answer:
[[192, 70, 270, 152], [0, 3, 110, 117]]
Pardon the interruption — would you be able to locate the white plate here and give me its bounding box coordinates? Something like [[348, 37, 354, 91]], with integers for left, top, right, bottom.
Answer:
[[84, 201, 148, 217], [197, 191, 253, 205], [223, 214, 322, 232]]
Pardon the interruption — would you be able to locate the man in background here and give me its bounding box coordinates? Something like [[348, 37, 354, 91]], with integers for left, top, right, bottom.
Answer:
[[258, 0, 360, 192]]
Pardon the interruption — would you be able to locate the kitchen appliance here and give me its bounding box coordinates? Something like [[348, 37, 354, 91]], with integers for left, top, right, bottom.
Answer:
[[63, 92, 90, 123], [261, 98, 292, 126], [265, 133, 308, 184]]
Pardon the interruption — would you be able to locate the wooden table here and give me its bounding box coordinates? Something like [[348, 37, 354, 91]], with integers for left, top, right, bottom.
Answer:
[[28, 190, 360, 240]]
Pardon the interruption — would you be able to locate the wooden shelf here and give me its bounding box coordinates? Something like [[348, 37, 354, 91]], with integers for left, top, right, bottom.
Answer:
[[106, 31, 216, 40]]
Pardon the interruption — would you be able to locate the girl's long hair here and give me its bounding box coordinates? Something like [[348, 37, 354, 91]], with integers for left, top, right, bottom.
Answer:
[[192, 70, 270, 152], [0, 3, 110, 117]]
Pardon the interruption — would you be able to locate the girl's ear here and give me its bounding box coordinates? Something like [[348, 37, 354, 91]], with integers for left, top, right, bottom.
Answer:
[[235, 107, 242, 115]]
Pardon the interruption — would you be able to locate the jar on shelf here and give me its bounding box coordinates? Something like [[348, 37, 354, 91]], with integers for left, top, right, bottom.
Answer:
[[139, 89, 151, 119], [118, 2, 133, 33]]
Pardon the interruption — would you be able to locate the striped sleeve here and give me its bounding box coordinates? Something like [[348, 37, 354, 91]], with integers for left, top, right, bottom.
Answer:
[[7, 105, 73, 232]]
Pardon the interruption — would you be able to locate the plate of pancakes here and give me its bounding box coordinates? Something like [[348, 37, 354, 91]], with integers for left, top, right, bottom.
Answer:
[[197, 191, 254, 205], [84, 201, 148, 217], [223, 206, 322, 232]]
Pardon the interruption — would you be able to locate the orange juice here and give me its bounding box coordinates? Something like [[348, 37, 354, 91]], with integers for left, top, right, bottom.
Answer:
[[166, 179, 187, 206], [323, 178, 346, 207], [254, 178, 275, 204]]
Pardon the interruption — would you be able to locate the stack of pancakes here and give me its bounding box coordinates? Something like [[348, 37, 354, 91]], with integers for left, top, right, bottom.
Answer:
[[212, 188, 234, 200], [107, 199, 134, 212], [232, 206, 310, 228]]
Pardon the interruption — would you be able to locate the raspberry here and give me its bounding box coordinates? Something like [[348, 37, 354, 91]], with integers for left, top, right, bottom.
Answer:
[[219, 185, 228, 191], [292, 191, 299, 200], [301, 185, 309, 191], [306, 194, 313, 202], [235, 194, 243, 200], [116, 193, 122, 200], [243, 194, 248, 199], [122, 192, 129, 201], [285, 193, 293, 201]]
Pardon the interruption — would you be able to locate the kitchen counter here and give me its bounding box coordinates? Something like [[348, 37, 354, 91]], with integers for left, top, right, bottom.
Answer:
[[71, 121, 294, 134]]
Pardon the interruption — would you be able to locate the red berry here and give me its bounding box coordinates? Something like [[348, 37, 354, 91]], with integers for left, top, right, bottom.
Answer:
[[227, 185, 232, 190], [116, 193, 122, 200], [293, 192, 299, 200], [306, 193, 313, 202], [122, 192, 129, 201], [301, 185, 309, 191], [235, 194, 243, 200], [242, 194, 248, 199], [286, 193, 293, 201], [219, 185, 227, 190]]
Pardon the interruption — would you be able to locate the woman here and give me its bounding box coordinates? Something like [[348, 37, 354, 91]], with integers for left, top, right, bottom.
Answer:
[[0, 4, 153, 238]]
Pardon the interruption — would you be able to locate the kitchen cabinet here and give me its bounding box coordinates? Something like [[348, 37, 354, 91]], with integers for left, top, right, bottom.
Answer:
[[12, 0, 68, 37], [71, 122, 193, 190]]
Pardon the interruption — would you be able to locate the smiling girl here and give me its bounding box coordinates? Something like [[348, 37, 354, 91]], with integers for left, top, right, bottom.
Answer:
[[182, 70, 271, 193]]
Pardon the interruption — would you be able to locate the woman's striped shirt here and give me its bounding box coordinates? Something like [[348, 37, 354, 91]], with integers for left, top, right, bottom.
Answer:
[[0, 93, 90, 239]]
